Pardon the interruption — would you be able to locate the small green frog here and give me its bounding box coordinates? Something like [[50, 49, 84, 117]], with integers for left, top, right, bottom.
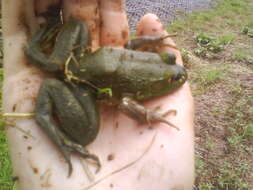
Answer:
[[25, 17, 187, 176]]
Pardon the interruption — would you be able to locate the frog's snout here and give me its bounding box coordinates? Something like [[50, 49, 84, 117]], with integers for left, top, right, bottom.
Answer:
[[170, 66, 187, 84]]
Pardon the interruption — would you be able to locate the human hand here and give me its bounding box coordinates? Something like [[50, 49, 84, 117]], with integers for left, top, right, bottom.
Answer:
[[3, 0, 194, 189]]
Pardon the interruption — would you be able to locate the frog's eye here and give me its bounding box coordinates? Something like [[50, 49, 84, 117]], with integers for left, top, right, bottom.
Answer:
[[160, 51, 176, 65], [172, 74, 182, 81]]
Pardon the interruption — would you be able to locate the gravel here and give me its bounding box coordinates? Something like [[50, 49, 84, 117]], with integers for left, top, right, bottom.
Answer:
[[125, 0, 214, 30]]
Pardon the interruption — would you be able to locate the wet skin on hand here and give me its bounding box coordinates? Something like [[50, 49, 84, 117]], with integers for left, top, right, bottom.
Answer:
[[25, 16, 187, 176]]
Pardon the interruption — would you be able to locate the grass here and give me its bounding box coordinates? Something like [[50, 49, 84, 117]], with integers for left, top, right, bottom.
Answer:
[[234, 48, 252, 64], [0, 131, 14, 190], [194, 67, 226, 87], [0, 66, 15, 190], [194, 33, 235, 57], [217, 161, 251, 189], [0, 65, 14, 190], [169, 0, 253, 33], [169, 0, 253, 189]]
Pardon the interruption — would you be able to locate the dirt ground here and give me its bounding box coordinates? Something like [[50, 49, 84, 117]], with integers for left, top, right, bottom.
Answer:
[[169, 0, 253, 189]]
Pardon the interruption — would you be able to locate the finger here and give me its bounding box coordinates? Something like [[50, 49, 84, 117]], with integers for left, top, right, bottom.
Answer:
[[137, 13, 184, 66], [100, 0, 129, 47], [63, 0, 130, 49], [63, 0, 100, 50]]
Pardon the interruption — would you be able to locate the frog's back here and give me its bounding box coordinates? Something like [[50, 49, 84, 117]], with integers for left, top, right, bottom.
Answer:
[[76, 47, 165, 84], [75, 47, 186, 101]]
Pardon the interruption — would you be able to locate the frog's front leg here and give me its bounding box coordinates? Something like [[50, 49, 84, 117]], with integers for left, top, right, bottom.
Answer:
[[124, 35, 178, 65], [124, 34, 178, 51], [26, 17, 90, 72], [119, 97, 179, 130], [36, 79, 100, 177]]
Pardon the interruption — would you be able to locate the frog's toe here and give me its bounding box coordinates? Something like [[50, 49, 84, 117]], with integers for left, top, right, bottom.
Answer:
[[67, 161, 73, 177], [84, 153, 101, 173], [60, 146, 73, 177], [65, 142, 101, 173], [76, 149, 101, 173]]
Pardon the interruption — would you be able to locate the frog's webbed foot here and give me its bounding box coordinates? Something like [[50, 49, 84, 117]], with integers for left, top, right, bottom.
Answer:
[[124, 34, 178, 52], [60, 138, 101, 176], [35, 79, 100, 177], [119, 97, 179, 130]]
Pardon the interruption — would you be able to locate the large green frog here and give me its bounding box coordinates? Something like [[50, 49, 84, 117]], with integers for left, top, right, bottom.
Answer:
[[25, 16, 187, 176]]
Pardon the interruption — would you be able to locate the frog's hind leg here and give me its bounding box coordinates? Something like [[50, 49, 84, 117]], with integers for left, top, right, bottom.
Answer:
[[35, 79, 100, 177], [26, 17, 90, 72], [119, 97, 179, 130]]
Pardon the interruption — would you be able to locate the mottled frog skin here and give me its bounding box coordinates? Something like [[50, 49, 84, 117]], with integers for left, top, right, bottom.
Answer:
[[25, 16, 187, 176]]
